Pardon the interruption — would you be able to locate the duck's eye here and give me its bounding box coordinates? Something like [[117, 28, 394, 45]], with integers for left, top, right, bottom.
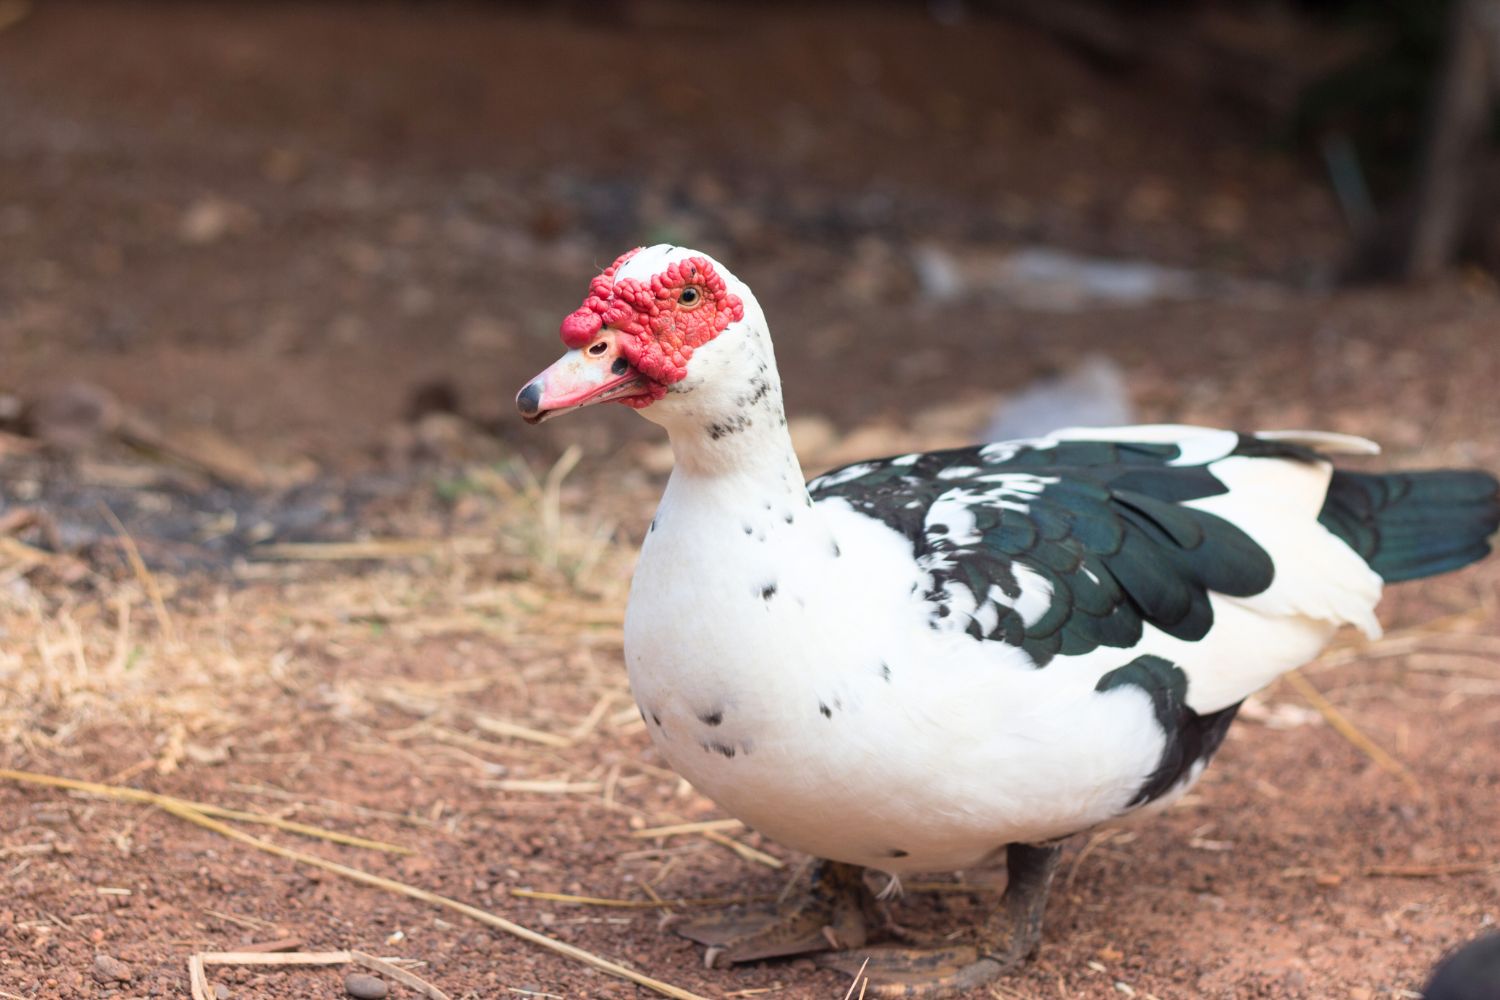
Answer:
[[587, 341, 609, 357], [679, 286, 703, 309]]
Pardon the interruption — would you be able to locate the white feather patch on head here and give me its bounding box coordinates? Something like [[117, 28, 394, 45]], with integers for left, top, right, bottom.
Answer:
[[613, 244, 723, 284]]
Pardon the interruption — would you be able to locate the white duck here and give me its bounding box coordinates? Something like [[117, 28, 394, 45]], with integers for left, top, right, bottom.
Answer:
[[517, 245, 1499, 995]]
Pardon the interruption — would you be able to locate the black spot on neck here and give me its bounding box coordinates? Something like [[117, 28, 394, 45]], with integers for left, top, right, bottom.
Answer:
[[830, 539, 842, 558], [649, 516, 658, 533], [879, 662, 892, 682], [783, 512, 794, 524], [742, 523, 753, 535], [698, 709, 724, 727], [707, 413, 752, 440], [760, 582, 778, 601], [736, 376, 771, 408], [818, 702, 833, 719], [888, 848, 909, 858]]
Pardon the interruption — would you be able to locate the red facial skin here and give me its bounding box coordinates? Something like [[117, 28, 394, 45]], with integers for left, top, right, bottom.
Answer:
[[558, 249, 746, 409]]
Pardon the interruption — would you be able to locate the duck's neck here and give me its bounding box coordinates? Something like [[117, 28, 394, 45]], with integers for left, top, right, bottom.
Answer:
[[664, 402, 809, 507]]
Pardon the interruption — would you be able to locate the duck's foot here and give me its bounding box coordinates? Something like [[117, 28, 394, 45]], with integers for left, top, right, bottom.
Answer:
[[816, 842, 1064, 998], [676, 860, 869, 966]]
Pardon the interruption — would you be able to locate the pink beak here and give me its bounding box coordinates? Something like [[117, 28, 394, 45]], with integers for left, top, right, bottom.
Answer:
[[517, 334, 649, 424]]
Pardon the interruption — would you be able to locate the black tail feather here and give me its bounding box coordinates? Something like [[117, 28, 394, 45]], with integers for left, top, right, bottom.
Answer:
[[1319, 469, 1500, 583]]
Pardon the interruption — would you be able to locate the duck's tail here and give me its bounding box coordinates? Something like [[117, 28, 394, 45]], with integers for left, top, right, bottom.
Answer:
[[1319, 469, 1500, 583]]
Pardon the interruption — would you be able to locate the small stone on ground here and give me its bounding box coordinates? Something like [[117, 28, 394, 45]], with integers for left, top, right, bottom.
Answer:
[[345, 972, 390, 999], [92, 953, 133, 983]]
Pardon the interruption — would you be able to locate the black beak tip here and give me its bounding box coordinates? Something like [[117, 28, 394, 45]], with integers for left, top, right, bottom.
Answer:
[[517, 381, 542, 417]]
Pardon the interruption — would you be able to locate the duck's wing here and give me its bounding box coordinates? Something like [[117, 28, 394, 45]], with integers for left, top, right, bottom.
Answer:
[[808, 425, 1374, 686]]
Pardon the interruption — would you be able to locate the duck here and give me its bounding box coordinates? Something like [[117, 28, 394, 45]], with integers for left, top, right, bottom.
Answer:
[[516, 244, 1500, 996]]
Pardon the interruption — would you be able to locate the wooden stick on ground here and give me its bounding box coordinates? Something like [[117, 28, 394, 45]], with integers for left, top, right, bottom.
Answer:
[[1282, 671, 1424, 798], [0, 769, 412, 854], [188, 949, 452, 1000], [97, 502, 177, 646], [155, 799, 710, 1000]]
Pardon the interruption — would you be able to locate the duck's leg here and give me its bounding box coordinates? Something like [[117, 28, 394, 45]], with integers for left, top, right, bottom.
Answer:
[[676, 859, 870, 966], [818, 841, 1064, 998]]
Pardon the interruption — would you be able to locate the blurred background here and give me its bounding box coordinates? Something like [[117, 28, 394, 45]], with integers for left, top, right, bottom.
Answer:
[[2, 4, 1499, 998], [3, 0, 1498, 504]]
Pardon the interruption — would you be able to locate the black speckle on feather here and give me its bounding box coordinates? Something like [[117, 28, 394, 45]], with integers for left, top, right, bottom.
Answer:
[[760, 582, 778, 601], [888, 848, 909, 858], [879, 662, 892, 682], [698, 709, 724, 727], [818, 702, 833, 719], [708, 414, 752, 440], [738, 375, 772, 408], [701, 740, 737, 759]]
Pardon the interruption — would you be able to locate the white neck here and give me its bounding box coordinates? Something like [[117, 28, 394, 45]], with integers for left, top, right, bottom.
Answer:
[[639, 302, 809, 501]]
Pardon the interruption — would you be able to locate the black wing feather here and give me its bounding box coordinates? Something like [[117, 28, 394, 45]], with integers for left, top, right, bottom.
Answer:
[[809, 436, 1276, 667]]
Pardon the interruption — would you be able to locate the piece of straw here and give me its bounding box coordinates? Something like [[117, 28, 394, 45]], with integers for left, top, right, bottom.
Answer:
[[509, 888, 771, 909], [1282, 671, 1423, 797], [155, 799, 709, 1000], [0, 769, 411, 854], [188, 949, 452, 1000], [98, 502, 177, 646], [632, 818, 746, 839]]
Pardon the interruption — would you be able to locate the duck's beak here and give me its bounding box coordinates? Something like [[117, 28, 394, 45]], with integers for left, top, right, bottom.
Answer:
[[517, 334, 648, 424]]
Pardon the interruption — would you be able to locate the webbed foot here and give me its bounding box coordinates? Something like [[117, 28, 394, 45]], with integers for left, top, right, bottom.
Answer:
[[816, 842, 1063, 998], [675, 860, 869, 966]]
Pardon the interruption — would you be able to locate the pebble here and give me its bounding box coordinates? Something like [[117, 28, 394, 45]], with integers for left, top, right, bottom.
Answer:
[[214, 985, 232, 1000], [344, 972, 389, 999], [92, 953, 133, 983]]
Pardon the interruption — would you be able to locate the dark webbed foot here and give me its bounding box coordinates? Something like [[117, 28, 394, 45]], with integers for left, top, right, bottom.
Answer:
[[676, 860, 869, 966], [818, 842, 1065, 998]]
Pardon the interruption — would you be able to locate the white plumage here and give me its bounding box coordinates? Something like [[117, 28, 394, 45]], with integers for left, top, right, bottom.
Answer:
[[518, 245, 1499, 988]]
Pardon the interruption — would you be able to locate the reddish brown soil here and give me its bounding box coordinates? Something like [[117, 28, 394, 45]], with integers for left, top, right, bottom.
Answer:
[[2, 4, 1498, 1000]]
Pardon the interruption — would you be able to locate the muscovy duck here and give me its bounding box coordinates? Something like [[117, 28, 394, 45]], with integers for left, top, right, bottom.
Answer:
[[517, 245, 1500, 996]]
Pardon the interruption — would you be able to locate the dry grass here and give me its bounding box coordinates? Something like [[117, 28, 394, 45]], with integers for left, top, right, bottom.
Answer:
[[0, 452, 639, 766]]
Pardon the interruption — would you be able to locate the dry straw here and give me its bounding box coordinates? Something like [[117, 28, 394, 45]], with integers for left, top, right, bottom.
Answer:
[[2, 768, 709, 1000]]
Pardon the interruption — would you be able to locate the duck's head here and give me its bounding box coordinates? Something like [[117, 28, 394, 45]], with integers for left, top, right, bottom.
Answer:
[[516, 245, 771, 429]]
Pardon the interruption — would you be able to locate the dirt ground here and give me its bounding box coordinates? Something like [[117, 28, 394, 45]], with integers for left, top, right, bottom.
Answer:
[[2, 3, 1498, 999]]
